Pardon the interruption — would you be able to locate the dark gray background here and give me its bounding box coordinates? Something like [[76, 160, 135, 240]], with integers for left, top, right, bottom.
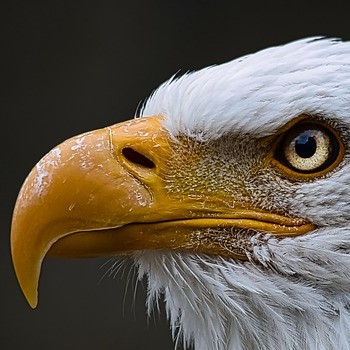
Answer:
[[2, 1, 350, 349]]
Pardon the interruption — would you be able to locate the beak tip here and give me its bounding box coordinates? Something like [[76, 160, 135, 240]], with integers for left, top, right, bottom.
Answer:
[[12, 249, 40, 309], [27, 294, 38, 309], [17, 278, 39, 309], [30, 302, 38, 309]]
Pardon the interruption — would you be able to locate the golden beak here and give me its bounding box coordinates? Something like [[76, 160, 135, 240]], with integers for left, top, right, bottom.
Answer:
[[11, 115, 314, 308]]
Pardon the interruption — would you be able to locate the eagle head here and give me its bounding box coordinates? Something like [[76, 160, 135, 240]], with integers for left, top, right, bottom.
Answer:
[[11, 37, 350, 350]]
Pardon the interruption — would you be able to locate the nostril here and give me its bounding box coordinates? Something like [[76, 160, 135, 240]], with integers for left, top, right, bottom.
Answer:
[[122, 147, 155, 169]]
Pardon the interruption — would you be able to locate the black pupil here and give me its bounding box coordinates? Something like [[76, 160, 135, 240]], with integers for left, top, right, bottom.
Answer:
[[294, 131, 317, 158]]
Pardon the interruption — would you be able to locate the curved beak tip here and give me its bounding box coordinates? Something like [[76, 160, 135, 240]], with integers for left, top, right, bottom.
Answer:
[[27, 292, 38, 309]]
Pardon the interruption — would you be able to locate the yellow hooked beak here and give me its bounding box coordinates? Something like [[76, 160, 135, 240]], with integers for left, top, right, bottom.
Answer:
[[11, 115, 314, 308]]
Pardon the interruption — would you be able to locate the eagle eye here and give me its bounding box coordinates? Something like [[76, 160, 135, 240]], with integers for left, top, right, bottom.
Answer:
[[272, 120, 344, 178]]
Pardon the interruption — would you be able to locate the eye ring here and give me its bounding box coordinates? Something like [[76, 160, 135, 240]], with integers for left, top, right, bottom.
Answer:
[[270, 119, 345, 179]]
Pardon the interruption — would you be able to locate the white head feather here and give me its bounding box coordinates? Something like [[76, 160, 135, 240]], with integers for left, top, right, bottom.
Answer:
[[142, 37, 350, 141], [128, 38, 350, 350]]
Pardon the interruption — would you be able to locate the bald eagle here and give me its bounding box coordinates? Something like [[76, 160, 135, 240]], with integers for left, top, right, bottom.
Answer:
[[11, 37, 350, 350]]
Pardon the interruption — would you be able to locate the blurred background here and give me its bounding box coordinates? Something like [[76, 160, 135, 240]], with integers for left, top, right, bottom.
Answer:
[[2, 1, 350, 349]]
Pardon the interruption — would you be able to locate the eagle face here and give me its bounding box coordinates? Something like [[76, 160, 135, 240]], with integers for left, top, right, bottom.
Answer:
[[11, 38, 350, 350]]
